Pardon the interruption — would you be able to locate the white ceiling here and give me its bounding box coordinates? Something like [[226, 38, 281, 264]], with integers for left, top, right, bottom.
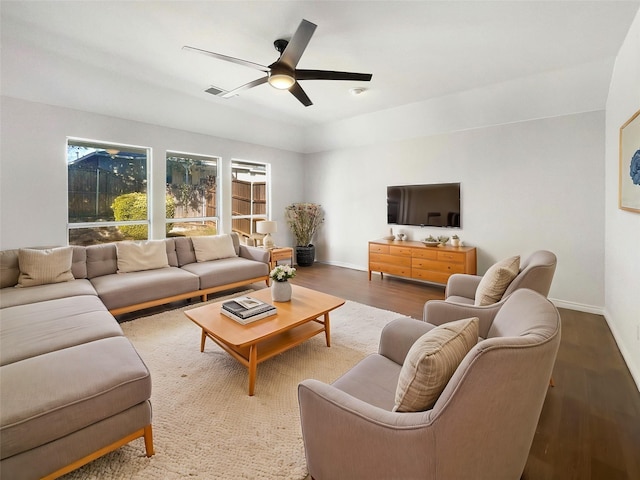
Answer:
[[2, 1, 639, 152]]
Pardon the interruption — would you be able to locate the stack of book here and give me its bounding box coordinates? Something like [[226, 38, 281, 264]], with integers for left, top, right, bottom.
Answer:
[[220, 296, 276, 324]]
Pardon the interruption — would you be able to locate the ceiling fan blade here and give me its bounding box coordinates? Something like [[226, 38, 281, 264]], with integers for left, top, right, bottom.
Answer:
[[289, 82, 313, 107], [278, 19, 317, 70], [207, 76, 269, 99], [296, 70, 373, 82], [183, 45, 269, 72]]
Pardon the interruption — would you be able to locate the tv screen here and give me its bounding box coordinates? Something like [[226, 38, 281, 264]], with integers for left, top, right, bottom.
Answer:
[[387, 183, 461, 227]]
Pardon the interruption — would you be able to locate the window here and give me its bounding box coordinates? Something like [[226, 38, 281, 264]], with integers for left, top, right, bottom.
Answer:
[[166, 152, 219, 237], [231, 160, 269, 242], [67, 139, 149, 245]]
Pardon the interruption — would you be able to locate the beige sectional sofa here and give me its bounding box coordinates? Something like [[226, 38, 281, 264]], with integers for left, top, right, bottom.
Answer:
[[0, 233, 269, 479]]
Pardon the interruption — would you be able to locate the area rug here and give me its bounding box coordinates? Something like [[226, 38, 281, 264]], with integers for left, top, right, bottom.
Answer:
[[63, 292, 409, 479]]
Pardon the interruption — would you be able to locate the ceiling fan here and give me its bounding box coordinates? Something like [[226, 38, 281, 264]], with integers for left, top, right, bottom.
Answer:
[[183, 19, 372, 107]]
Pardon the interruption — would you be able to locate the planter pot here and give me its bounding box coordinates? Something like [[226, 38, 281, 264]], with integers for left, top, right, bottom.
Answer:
[[271, 280, 292, 302], [296, 245, 316, 267]]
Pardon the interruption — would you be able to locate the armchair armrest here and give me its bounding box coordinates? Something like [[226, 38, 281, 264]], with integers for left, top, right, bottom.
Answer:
[[445, 273, 482, 299], [298, 379, 434, 480], [378, 317, 434, 365], [423, 300, 503, 338], [238, 245, 270, 264]]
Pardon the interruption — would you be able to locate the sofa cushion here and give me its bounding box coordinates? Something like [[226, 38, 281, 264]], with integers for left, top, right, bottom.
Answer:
[[90, 266, 199, 311], [0, 401, 152, 480], [2, 247, 87, 288], [175, 233, 242, 267], [116, 240, 169, 273], [86, 243, 118, 278], [164, 238, 179, 267], [17, 247, 74, 287], [0, 336, 151, 460], [191, 234, 237, 262], [474, 255, 520, 306], [393, 317, 478, 412], [181, 256, 268, 289], [0, 279, 97, 309], [0, 295, 122, 366]]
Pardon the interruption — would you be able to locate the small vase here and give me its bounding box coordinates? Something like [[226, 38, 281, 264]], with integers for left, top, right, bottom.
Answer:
[[271, 280, 292, 302]]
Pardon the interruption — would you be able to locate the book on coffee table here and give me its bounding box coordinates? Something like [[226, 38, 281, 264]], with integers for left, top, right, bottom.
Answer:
[[220, 307, 276, 325], [222, 296, 276, 323]]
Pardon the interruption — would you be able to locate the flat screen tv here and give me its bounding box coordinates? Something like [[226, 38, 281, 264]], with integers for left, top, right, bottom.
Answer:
[[387, 183, 461, 228]]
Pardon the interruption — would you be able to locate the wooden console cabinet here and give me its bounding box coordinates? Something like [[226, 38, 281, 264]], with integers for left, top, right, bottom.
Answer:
[[368, 239, 477, 285]]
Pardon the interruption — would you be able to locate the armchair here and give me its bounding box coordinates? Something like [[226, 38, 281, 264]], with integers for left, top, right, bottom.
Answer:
[[424, 250, 557, 336], [298, 289, 561, 480]]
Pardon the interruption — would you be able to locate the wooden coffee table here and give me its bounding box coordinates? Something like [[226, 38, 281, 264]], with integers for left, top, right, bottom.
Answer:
[[183, 285, 345, 395]]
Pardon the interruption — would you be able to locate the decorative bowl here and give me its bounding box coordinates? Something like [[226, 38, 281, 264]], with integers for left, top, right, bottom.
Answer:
[[382, 235, 395, 240], [422, 240, 440, 247]]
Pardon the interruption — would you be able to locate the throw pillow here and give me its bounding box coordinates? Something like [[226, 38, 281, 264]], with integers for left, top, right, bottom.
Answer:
[[116, 240, 169, 273], [393, 317, 479, 412], [474, 255, 520, 306], [17, 247, 74, 287], [191, 235, 237, 262]]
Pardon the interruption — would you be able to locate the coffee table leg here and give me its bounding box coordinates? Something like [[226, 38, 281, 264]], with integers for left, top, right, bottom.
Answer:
[[324, 313, 331, 347], [200, 329, 206, 352], [248, 344, 257, 396]]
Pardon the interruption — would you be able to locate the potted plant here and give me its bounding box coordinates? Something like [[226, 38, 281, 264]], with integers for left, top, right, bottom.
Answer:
[[285, 203, 324, 267]]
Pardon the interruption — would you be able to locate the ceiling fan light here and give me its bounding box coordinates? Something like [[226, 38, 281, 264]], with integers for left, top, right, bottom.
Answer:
[[268, 73, 295, 90]]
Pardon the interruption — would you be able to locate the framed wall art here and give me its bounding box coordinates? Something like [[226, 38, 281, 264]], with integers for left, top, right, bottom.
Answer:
[[619, 108, 640, 213]]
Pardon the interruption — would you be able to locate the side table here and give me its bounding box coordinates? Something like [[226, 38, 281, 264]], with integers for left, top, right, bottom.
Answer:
[[268, 247, 294, 271]]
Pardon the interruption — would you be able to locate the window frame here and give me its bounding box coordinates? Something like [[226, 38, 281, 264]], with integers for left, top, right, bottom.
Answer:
[[67, 137, 151, 244], [230, 159, 270, 240], [165, 150, 220, 236]]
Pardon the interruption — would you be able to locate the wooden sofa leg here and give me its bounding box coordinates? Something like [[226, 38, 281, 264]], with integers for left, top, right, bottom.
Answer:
[[144, 424, 155, 457], [41, 425, 154, 479]]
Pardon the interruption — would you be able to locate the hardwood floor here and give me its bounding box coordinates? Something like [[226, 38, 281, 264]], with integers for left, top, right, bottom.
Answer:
[[291, 263, 640, 480]]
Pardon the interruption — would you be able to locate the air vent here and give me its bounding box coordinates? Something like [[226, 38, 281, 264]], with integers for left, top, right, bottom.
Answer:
[[205, 86, 226, 96]]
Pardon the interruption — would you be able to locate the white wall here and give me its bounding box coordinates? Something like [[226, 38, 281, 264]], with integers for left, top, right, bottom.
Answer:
[[604, 9, 640, 389], [0, 96, 304, 250], [306, 110, 606, 312]]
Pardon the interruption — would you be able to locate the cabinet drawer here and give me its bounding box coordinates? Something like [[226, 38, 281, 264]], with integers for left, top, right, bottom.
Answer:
[[437, 251, 465, 263], [412, 249, 438, 260], [412, 269, 452, 284], [389, 246, 413, 257], [370, 253, 411, 267], [371, 262, 411, 277], [369, 244, 389, 254], [412, 258, 466, 274]]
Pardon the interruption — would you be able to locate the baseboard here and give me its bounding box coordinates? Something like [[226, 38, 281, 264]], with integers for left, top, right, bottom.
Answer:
[[319, 260, 366, 271], [602, 308, 640, 393], [549, 298, 605, 315]]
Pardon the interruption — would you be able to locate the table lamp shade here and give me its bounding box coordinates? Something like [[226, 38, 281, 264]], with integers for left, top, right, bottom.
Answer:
[[256, 221, 277, 249]]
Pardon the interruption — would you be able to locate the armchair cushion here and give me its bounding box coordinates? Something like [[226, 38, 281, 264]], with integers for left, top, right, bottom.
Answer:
[[393, 317, 479, 412], [474, 255, 520, 306]]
